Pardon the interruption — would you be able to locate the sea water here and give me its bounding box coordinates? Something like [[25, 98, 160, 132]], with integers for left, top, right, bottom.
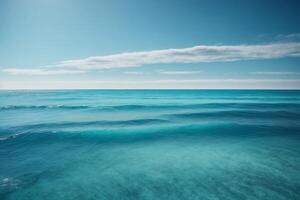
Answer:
[[0, 90, 299, 200]]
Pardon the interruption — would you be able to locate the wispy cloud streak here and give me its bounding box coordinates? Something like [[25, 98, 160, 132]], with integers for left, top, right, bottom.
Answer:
[[159, 70, 203, 75], [1, 79, 299, 89], [2, 69, 86, 75], [56, 42, 300, 70], [2, 42, 300, 75], [123, 71, 145, 75], [250, 71, 300, 75]]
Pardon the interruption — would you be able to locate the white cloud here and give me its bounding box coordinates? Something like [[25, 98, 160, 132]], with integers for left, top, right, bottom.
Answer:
[[159, 70, 203, 75], [54, 42, 300, 70], [123, 71, 145, 75], [2, 68, 86, 75], [250, 71, 300, 75], [1, 79, 299, 89], [2, 41, 300, 76]]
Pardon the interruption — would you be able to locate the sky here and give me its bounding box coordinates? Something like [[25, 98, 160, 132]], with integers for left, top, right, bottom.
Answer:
[[0, 0, 300, 89]]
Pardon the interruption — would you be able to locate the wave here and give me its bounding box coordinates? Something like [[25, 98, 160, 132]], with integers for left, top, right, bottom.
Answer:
[[0, 118, 168, 142], [2, 123, 300, 145], [1, 103, 300, 111], [4, 118, 168, 132], [111, 103, 300, 111], [0, 105, 91, 110], [166, 110, 300, 120]]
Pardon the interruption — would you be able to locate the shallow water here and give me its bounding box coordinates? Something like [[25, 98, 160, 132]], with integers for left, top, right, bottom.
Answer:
[[0, 90, 300, 200]]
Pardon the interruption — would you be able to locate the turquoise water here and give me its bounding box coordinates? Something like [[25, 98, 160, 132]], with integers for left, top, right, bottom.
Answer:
[[0, 90, 300, 200]]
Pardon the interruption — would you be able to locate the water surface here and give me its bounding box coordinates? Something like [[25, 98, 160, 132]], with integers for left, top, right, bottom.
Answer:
[[0, 90, 300, 200]]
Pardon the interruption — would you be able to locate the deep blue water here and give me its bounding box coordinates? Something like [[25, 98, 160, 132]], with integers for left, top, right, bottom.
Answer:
[[0, 90, 300, 200]]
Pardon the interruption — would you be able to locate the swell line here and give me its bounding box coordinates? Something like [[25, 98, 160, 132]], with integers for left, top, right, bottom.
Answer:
[[4, 118, 168, 131], [1, 103, 300, 111], [166, 110, 300, 120]]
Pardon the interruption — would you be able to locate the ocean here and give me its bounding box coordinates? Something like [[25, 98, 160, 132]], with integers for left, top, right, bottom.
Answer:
[[0, 90, 299, 200]]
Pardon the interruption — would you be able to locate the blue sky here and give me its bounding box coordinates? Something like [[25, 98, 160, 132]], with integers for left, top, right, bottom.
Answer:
[[0, 0, 300, 89]]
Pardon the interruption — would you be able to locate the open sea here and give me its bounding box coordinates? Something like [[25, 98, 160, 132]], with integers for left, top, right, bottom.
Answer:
[[0, 90, 299, 200]]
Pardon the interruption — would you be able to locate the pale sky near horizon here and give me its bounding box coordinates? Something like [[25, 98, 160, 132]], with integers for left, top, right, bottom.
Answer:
[[1, 0, 300, 89]]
